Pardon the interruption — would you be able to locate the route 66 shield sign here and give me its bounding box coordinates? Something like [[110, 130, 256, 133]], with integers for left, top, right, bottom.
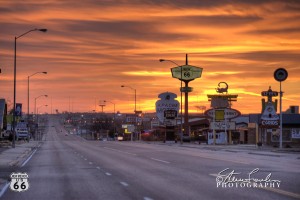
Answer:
[[10, 172, 29, 192]]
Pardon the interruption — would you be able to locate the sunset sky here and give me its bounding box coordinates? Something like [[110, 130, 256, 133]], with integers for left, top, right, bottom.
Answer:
[[0, 0, 299, 115]]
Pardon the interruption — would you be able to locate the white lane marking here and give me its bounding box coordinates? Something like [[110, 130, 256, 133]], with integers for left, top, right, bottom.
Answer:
[[209, 173, 218, 177], [96, 166, 101, 170], [150, 157, 170, 164], [21, 148, 37, 167], [0, 182, 10, 198], [105, 172, 112, 176], [209, 174, 300, 199], [89, 162, 93, 165], [84, 158, 87, 161], [103, 147, 137, 156], [144, 197, 154, 200], [120, 181, 129, 187]]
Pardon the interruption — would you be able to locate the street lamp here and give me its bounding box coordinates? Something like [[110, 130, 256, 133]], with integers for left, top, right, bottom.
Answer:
[[28, 71, 47, 117], [159, 59, 183, 144], [35, 95, 48, 115], [104, 100, 116, 134], [36, 104, 48, 141], [121, 85, 136, 113], [12, 28, 47, 148], [37, 104, 48, 115], [121, 85, 137, 141]]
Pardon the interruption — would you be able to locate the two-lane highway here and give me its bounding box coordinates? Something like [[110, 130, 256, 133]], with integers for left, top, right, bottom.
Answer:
[[2, 116, 300, 200]]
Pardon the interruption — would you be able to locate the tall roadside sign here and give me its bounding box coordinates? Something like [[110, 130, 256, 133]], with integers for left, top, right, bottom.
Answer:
[[206, 82, 239, 145], [274, 68, 288, 149], [170, 54, 203, 139], [155, 92, 179, 141], [260, 87, 279, 128]]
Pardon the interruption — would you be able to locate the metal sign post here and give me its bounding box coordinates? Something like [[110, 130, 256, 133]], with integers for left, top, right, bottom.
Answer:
[[274, 68, 288, 149]]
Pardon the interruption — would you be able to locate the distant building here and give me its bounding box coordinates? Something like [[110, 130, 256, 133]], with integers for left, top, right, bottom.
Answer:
[[249, 113, 300, 146]]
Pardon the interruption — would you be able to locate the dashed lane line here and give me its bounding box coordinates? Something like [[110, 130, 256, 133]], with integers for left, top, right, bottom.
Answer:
[[150, 158, 170, 164], [120, 181, 129, 187], [144, 197, 154, 200], [198, 154, 249, 165]]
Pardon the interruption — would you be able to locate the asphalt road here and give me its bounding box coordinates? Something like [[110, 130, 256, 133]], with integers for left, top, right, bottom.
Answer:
[[2, 116, 300, 200]]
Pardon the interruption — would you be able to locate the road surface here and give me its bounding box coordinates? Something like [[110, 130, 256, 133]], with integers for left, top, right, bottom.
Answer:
[[2, 116, 300, 200]]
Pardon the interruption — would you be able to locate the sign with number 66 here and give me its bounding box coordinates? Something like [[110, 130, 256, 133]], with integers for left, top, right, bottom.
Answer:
[[10, 172, 30, 192]]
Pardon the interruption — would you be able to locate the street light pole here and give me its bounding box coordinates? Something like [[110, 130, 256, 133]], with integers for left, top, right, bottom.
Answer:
[[121, 85, 136, 113], [104, 100, 116, 134], [12, 28, 47, 148], [36, 104, 48, 141], [121, 85, 137, 141], [28, 72, 47, 117], [35, 95, 48, 115], [159, 58, 183, 144]]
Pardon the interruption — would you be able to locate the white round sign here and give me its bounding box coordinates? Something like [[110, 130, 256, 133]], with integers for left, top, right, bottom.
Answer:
[[274, 68, 288, 82]]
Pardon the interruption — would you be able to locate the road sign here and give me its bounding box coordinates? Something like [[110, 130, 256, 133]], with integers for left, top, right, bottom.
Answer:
[[274, 68, 288, 82], [171, 65, 203, 81], [204, 108, 241, 120]]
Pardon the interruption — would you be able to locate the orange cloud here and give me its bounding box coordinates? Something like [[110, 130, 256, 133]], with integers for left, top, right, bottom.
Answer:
[[0, 0, 299, 115]]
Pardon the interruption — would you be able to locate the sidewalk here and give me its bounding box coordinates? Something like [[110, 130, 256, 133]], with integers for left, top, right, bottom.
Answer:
[[0, 140, 41, 193], [0, 140, 40, 167]]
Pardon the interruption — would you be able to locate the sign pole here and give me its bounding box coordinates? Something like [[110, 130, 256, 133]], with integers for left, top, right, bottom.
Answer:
[[279, 81, 282, 149], [273, 68, 288, 149], [184, 54, 189, 138], [255, 123, 258, 147], [213, 109, 216, 145]]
